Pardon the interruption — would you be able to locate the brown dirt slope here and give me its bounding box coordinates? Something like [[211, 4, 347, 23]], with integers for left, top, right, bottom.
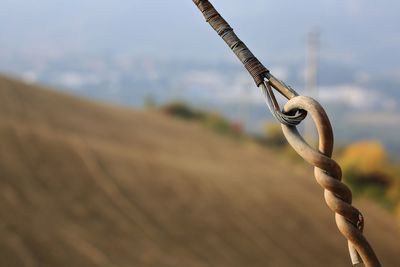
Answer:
[[0, 74, 399, 267]]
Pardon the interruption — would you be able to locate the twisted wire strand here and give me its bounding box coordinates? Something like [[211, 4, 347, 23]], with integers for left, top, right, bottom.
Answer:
[[281, 96, 381, 267]]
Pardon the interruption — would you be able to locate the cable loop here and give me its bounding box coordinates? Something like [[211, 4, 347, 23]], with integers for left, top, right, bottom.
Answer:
[[260, 80, 307, 126], [281, 96, 382, 267]]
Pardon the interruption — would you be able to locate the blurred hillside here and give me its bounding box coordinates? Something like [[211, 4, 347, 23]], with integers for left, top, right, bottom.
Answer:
[[0, 74, 399, 266]]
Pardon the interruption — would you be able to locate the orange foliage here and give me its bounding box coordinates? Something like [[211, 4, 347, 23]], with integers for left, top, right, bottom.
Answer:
[[339, 141, 388, 176]]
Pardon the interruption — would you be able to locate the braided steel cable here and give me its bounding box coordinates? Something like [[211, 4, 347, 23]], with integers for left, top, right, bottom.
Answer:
[[192, 1, 382, 265], [281, 96, 381, 267]]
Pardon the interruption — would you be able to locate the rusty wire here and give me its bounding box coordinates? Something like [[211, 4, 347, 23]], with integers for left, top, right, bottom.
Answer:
[[192, 0, 383, 266], [281, 96, 381, 266]]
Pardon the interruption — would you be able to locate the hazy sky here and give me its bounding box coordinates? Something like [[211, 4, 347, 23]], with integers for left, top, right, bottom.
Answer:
[[1, 0, 399, 73]]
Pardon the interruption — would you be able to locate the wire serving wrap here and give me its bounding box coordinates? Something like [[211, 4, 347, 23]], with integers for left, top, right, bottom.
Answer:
[[193, 0, 269, 86], [281, 96, 382, 267]]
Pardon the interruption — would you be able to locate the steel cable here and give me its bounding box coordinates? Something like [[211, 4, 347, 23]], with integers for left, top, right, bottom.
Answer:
[[192, 0, 382, 265]]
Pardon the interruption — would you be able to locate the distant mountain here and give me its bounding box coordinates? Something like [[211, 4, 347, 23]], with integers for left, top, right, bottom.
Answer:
[[0, 74, 399, 266]]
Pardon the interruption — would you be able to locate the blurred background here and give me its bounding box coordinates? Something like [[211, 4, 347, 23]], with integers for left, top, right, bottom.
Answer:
[[0, 0, 399, 266]]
